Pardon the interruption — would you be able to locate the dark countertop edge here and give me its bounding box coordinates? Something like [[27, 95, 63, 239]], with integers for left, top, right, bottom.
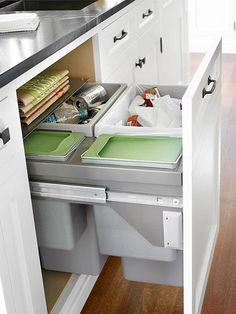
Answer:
[[97, 0, 134, 24], [0, 0, 135, 89]]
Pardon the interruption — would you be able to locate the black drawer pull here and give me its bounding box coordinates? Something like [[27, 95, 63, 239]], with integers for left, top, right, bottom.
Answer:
[[113, 30, 128, 43], [135, 57, 146, 68], [143, 9, 153, 19], [0, 127, 10, 145], [160, 37, 163, 53], [202, 76, 216, 98]]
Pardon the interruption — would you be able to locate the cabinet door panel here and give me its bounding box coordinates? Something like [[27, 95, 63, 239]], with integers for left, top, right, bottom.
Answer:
[[134, 45, 158, 84], [0, 93, 19, 171], [132, 0, 156, 36], [182, 38, 221, 314], [0, 224, 15, 314], [133, 22, 159, 85], [159, 0, 184, 84], [103, 58, 134, 84], [0, 169, 47, 314], [0, 89, 47, 314], [96, 12, 132, 75]]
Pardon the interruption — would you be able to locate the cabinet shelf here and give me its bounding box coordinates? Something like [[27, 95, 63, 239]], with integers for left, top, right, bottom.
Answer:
[[21, 78, 87, 138]]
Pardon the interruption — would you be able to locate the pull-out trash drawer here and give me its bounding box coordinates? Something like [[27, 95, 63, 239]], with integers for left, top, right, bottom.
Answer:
[[25, 38, 221, 312]]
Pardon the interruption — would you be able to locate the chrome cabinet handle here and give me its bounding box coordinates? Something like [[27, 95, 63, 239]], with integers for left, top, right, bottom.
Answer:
[[202, 76, 216, 98], [0, 127, 10, 145], [135, 57, 146, 68], [113, 30, 128, 43], [143, 9, 153, 19]]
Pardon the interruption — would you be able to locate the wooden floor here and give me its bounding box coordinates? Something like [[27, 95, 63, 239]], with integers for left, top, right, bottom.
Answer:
[[82, 54, 236, 314], [42, 270, 72, 313]]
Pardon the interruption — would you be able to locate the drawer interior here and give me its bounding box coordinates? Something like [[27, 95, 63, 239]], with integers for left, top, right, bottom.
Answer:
[[39, 83, 127, 137], [18, 39, 96, 139], [95, 84, 187, 137]]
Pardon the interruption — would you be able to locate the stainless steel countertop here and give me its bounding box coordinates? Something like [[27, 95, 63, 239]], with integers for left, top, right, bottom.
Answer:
[[0, 0, 134, 88]]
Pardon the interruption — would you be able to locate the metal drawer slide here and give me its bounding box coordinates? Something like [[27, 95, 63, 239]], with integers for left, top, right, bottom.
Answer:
[[30, 181, 107, 204], [107, 191, 183, 208], [30, 181, 183, 208]]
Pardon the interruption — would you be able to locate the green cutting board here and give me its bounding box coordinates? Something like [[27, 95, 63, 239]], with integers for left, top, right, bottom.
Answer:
[[82, 135, 182, 163], [24, 130, 84, 157]]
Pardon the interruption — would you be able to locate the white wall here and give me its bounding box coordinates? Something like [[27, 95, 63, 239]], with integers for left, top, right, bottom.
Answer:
[[188, 0, 236, 53]]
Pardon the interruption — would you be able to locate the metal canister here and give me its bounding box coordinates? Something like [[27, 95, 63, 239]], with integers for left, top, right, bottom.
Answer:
[[76, 85, 108, 109]]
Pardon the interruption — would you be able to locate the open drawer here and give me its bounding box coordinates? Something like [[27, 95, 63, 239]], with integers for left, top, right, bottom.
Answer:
[[27, 38, 221, 314]]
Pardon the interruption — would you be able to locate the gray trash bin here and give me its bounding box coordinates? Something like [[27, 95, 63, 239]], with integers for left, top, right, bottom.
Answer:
[[32, 199, 87, 250]]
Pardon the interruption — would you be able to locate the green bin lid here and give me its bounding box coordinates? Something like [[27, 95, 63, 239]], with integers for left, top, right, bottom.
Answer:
[[24, 130, 85, 157], [82, 134, 182, 168]]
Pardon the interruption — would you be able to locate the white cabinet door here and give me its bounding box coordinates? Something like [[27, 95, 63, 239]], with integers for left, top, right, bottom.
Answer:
[[183, 38, 221, 314], [158, 0, 185, 84], [134, 23, 159, 85], [103, 57, 134, 84], [134, 45, 158, 84], [0, 92, 47, 314]]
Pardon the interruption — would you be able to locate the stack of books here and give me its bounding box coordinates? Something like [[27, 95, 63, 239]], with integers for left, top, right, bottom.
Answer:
[[17, 69, 70, 125]]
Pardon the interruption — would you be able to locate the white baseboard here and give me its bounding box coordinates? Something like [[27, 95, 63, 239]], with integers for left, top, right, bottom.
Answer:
[[51, 274, 98, 314]]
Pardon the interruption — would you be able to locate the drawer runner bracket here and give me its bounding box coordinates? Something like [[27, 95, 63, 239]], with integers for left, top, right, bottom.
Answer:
[[106, 191, 183, 208], [30, 181, 107, 204]]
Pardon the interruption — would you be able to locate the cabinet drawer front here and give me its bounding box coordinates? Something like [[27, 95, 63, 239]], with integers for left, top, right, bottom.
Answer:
[[133, 0, 156, 34], [183, 37, 221, 314], [98, 12, 132, 73], [0, 93, 19, 170]]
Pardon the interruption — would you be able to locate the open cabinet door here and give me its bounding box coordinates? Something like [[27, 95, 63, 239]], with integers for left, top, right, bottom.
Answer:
[[182, 38, 222, 314]]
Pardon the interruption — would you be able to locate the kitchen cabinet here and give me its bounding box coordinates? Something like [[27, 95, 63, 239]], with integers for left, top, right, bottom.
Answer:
[[102, 21, 159, 85], [93, 0, 188, 85], [0, 1, 219, 313], [0, 92, 46, 314], [158, 0, 186, 84], [189, 0, 236, 52]]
